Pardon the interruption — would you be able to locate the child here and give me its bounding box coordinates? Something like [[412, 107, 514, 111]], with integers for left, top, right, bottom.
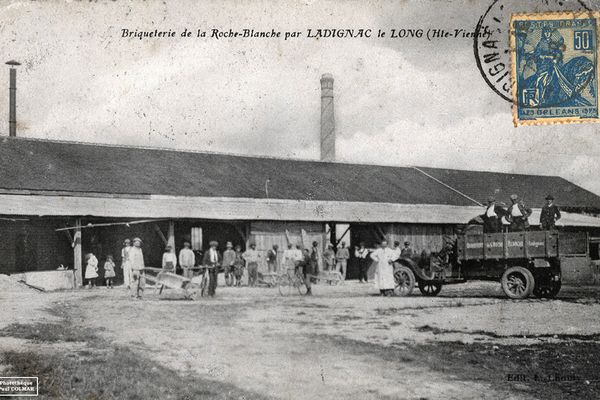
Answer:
[[104, 255, 116, 288], [84, 253, 99, 288]]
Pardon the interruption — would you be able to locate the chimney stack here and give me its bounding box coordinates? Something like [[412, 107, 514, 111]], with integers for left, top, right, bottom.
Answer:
[[6, 60, 20, 137], [320, 73, 335, 161]]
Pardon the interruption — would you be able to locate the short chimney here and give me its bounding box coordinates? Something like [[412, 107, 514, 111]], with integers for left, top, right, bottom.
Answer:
[[320, 73, 335, 161], [6, 60, 20, 137]]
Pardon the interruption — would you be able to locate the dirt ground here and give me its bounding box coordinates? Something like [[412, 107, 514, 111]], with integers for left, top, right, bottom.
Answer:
[[1, 277, 600, 399]]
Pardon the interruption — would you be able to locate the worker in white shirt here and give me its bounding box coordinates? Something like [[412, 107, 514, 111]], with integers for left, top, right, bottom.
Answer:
[[178, 241, 196, 279]]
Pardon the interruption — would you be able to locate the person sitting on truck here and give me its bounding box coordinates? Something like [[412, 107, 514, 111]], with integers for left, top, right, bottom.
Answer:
[[482, 196, 508, 233], [401, 241, 414, 258], [540, 194, 561, 231], [506, 194, 532, 231]]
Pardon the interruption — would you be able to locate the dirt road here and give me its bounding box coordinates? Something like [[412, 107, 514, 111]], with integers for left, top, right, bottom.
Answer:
[[2, 279, 600, 399]]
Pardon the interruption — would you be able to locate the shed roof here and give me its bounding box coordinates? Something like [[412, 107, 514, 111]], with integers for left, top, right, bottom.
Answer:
[[0, 137, 599, 211]]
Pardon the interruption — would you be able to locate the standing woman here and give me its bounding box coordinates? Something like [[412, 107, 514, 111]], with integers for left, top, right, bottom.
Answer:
[[370, 240, 396, 296], [121, 239, 133, 289]]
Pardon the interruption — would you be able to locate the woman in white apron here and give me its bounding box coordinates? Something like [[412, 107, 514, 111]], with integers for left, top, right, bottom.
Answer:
[[370, 240, 396, 296], [121, 239, 133, 289]]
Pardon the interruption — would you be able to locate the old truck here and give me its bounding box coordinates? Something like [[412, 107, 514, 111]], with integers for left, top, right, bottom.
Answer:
[[392, 228, 591, 299]]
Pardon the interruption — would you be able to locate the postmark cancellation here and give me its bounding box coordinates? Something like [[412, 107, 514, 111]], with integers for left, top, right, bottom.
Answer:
[[510, 11, 600, 126]]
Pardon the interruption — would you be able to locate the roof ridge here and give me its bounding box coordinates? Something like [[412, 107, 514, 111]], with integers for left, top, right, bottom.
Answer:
[[0, 135, 571, 180]]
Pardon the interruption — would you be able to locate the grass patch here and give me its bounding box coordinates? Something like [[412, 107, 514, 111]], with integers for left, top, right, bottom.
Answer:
[[0, 322, 98, 343], [312, 333, 600, 400], [0, 304, 270, 400], [1, 347, 270, 400]]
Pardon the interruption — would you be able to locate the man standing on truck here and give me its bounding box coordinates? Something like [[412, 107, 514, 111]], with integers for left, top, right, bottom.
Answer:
[[482, 196, 507, 233], [540, 194, 561, 230], [507, 194, 532, 231]]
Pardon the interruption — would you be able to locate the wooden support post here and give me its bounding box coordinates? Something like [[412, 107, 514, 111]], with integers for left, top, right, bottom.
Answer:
[[167, 220, 175, 250], [153, 224, 168, 246], [73, 218, 83, 288]]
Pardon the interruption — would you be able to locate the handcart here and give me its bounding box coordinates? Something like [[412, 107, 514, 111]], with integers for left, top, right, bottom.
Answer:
[[142, 267, 200, 300]]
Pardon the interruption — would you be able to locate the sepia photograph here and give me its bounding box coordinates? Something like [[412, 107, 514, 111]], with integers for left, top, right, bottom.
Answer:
[[1, 0, 600, 399]]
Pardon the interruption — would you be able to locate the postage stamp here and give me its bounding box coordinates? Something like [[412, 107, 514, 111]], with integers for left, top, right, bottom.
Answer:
[[510, 11, 600, 126]]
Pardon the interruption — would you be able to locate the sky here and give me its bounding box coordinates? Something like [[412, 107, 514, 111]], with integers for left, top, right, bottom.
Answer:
[[0, 0, 599, 197]]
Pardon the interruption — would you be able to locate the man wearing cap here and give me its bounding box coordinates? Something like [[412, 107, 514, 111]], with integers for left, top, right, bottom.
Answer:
[[129, 237, 145, 299], [202, 240, 222, 297], [540, 195, 561, 231], [401, 241, 414, 258], [243, 243, 261, 287], [507, 194, 532, 231], [222, 241, 236, 284], [482, 196, 508, 233], [178, 241, 196, 279]]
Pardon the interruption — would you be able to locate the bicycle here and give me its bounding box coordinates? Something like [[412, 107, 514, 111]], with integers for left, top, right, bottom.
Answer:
[[189, 265, 217, 297], [278, 267, 308, 296]]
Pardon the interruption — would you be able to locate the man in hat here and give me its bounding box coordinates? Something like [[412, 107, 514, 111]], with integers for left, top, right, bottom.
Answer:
[[129, 237, 145, 299], [401, 241, 414, 258], [202, 240, 221, 297], [222, 241, 236, 285], [243, 243, 261, 287], [540, 194, 561, 231], [178, 241, 196, 279], [507, 194, 532, 232], [482, 196, 508, 233]]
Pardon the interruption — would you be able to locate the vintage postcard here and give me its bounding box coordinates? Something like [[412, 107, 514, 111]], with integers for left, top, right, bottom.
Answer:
[[1, 1, 600, 400], [511, 11, 600, 126]]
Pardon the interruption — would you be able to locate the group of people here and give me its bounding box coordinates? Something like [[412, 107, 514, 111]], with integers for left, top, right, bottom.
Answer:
[[480, 194, 561, 233], [82, 234, 420, 298]]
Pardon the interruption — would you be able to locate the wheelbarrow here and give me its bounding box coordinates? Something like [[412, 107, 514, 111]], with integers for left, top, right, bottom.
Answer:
[[143, 267, 199, 300]]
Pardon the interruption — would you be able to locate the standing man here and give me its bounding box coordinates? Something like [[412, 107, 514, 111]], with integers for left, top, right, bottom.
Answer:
[[309, 241, 321, 279], [355, 242, 370, 283], [401, 241, 414, 258], [202, 240, 221, 297], [323, 243, 336, 272], [482, 196, 507, 233], [266, 244, 279, 274], [540, 194, 561, 231], [129, 237, 145, 299], [178, 241, 196, 280], [282, 243, 296, 271], [222, 241, 236, 284], [243, 243, 260, 287], [507, 194, 532, 231], [335, 241, 350, 282], [298, 248, 313, 295], [370, 240, 396, 296]]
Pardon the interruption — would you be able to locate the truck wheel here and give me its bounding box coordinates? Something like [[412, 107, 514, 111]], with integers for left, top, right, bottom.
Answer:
[[533, 280, 561, 299], [419, 281, 442, 296], [394, 266, 415, 296], [501, 267, 535, 299]]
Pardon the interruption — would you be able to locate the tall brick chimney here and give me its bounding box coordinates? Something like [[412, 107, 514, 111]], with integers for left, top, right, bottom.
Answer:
[[320, 73, 335, 161], [6, 60, 20, 137]]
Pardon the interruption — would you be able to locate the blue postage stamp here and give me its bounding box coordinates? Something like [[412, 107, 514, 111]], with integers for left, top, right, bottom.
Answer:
[[510, 12, 600, 126]]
